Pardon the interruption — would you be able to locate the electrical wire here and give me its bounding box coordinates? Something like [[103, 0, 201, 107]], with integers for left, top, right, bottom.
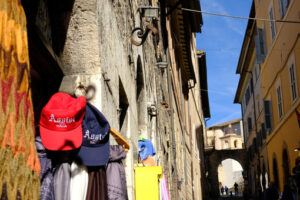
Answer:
[[181, 8, 300, 24]]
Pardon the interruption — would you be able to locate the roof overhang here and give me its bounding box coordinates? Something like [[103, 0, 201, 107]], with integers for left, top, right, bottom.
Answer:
[[168, 0, 203, 91], [234, 2, 255, 103], [197, 50, 210, 118]]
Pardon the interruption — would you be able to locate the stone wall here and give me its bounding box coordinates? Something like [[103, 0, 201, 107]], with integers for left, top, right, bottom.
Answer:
[[25, 0, 207, 199]]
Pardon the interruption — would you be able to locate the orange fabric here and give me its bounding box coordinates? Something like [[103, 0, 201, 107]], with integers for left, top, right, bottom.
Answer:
[[0, 0, 40, 199], [142, 156, 157, 167]]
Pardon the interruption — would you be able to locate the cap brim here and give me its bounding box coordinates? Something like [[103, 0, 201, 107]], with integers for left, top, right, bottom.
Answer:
[[40, 125, 83, 151], [77, 140, 110, 166]]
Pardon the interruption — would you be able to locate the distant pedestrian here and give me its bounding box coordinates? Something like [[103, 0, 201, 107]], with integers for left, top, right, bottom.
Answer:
[[221, 186, 224, 195], [280, 184, 295, 200], [234, 182, 239, 195], [243, 185, 250, 200], [225, 186, 228, 195], [264, 182, 279, 200]]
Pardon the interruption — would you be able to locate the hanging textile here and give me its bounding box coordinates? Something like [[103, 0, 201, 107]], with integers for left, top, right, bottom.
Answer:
[[0, 0, 40, 199], [86, 167, 108, 200], [54, 163, 71, 200], [106, 145, 128, 200], [159, 173, 170, 200], [35, 136, 55, 200], [70, 162, 88, 200]]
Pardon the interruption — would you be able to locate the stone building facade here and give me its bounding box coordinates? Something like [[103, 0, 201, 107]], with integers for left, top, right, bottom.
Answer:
[[1, 0, 210, 199], [205, 118, 244, 150], [204, 119, 245, 199]]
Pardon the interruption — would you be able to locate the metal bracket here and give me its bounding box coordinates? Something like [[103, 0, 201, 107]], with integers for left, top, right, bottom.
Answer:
[[131, 24, 158, 46]]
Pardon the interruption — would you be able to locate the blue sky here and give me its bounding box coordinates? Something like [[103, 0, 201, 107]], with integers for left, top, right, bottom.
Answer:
[[196, 0, 252, 127]]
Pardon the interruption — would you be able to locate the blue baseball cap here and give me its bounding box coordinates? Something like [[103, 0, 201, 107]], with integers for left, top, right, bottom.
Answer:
[[77, 102, 110, 166]]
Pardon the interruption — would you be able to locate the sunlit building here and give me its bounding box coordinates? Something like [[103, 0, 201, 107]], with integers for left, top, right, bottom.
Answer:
[[254, 0, 300, 193], [205, 119, 244, 194], [235, 0, 300, 196]]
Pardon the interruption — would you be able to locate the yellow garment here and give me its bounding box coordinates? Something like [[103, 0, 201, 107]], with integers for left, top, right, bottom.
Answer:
[[134, 166, 162, 200]]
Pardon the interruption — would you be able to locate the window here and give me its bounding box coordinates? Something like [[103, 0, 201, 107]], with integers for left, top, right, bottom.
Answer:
[[289, 64, 297, 102], [263, 100, 273, 131], [258, 99, 261, 114], [234, 140, 238, 148], [255, 28, 267, 64], [261, 123, 266, 139], [119, 79, 129, 130], [224, 140, 229, 149], [245, 85, 251, 105], [276, 86, 283, 119], [278, 0, 290, 18], [255, 64, 259, 81], [248, 117, 252, 132], [269, 7, 276, 41]]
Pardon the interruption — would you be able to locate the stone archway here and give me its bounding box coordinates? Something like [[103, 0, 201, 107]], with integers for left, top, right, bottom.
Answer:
[[205, 149, 246, 199]]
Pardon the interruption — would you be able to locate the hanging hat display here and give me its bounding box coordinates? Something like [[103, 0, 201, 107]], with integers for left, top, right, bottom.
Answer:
[[77, 102, 110, 166], [39, 92, 86, 151]]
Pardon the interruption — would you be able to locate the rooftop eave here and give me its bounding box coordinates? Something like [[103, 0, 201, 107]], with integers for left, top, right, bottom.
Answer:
[[197, 50, 210, 118], [236, 2, 255, 74]]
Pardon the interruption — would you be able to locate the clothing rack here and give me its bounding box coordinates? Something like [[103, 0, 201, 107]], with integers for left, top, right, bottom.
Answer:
[[110, 128, 130, 152]]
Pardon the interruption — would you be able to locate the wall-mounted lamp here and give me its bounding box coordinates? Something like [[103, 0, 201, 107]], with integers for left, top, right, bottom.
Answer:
[[188, 79, 195, 89], [147, 103, 157, 116], [138, 6, 159, 18], [155, 62, 168, 69], [294, 148, 300, 152], [131, 6, 159, 46]]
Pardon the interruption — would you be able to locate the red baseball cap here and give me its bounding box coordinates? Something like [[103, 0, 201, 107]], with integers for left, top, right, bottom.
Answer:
[[39, 92, 86, 151]]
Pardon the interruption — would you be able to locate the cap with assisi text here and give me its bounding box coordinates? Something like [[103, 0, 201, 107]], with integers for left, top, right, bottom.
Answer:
[[77, 102, 110, 166], [39, 92, 86, 151]]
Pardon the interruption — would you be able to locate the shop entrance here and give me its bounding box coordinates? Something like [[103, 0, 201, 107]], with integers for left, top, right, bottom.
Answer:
[[22, 0, 64, 128]]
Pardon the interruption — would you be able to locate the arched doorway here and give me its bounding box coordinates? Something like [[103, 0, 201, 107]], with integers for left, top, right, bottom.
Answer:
[[205, 148, 246, 198], [272, 154, 279, 189], [218, 159, 244, 196], [282, 143, 290, 185]]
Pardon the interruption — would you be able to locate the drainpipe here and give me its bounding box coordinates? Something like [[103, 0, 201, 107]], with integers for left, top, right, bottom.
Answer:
[[178, 66, 188, 189], [166, 49, 178, 199]]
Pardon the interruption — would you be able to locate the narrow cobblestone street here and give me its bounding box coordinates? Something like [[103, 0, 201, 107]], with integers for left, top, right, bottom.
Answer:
[[217, 195, 244, 200]]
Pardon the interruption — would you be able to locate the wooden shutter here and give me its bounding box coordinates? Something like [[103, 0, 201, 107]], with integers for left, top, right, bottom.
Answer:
[[261, 123, 266, 139], [255, 35, 263, 64], [248, 117, 252, 131], [284, 0, 289, 9], [278, 0, 284, 18], [255, 28, 266, 64], [263, 100, 273, 131]]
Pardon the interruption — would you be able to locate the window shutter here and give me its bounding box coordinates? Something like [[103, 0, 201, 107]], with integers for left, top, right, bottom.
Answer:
[[278, 0, 284, 18], [261, 123, 266, 139], [257, 130, 262, 147], [284, 0, 289, 9], [259, 28, 266, 57], [255, 35, 263, 64], [263, 100, 273, 131], [255, 28, 266, 64], [248, 117, 252, 131]]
